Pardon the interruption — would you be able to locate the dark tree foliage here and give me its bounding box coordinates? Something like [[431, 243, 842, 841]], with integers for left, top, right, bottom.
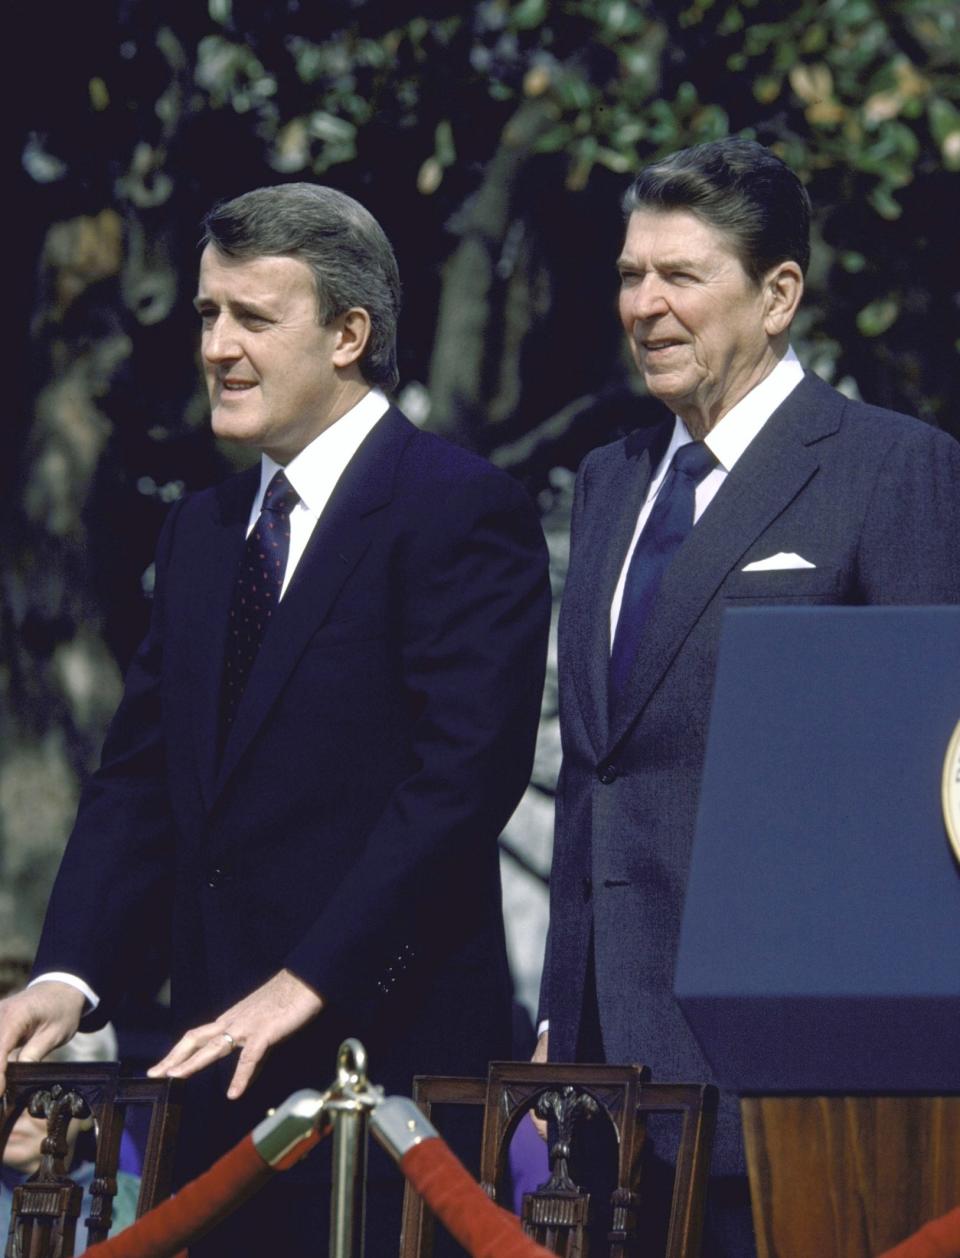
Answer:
[[3, 0, 958, 948]]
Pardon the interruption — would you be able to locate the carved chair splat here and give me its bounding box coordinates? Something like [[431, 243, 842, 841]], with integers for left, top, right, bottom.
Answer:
[[1, 1063, 181, 1258], [399, 1061, 717, 1258]]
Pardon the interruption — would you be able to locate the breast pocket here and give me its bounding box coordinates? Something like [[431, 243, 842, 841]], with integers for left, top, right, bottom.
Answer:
[[308, 614, 389, 647], [723, 566, 848, 604]]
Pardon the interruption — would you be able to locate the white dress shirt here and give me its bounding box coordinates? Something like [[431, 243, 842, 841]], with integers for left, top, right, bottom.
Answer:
[[253, 387, 389, 596], [33, 389, 392, 1013], [609, 348, 804, 639]]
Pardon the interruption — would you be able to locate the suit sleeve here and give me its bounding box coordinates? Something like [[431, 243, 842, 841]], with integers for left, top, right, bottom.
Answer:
[[283, 466, 552, 1008], [536, 449, 597, 1029], [31, 500, 184, 1021], [856, 423, 960, 604]]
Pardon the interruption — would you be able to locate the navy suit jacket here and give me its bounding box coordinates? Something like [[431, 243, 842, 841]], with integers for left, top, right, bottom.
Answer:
[[542, 372, 960, 1173], [36, 405, 551, 1149]]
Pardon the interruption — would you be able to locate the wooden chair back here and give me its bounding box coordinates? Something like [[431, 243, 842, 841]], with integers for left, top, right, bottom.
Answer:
[[1, 1062, 181, 1257], [399, 1061, 716, 1258]]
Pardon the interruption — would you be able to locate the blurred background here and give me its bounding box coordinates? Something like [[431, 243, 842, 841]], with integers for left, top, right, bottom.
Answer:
[[3, 0, 959, 1039]]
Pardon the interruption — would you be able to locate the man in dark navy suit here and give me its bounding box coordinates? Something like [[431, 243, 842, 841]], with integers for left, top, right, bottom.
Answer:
[[537, 139, 960, 1256], [0, 183, 551, 1251]]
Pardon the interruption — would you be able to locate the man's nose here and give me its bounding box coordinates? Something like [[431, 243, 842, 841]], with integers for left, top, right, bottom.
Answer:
[[624, 276, 669, 321], [202, 317, 241, 363]]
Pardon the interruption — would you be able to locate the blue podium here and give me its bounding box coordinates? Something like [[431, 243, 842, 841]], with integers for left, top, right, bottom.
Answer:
[[673, 606, 960, 1256], [675, 605, 960, 1092]]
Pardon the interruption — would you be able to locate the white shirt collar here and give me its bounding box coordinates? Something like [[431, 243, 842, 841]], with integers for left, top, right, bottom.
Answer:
[[254, 388, 391, 521], [702, 346, 804, 471], [645, 347, 804, 502]]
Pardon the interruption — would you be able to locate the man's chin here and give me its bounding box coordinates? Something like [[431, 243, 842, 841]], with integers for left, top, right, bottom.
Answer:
[[642, 376, 687, 412], [210, 412, 262, 446]]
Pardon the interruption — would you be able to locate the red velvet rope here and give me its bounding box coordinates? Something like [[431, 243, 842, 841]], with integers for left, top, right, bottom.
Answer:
[[81, 1117, 553, 1258], [84, 1125, 327, 1258], [401, 1138, 555, 1258], [878, 1207, 960, 1258], [74, 1096, 960, 1258]]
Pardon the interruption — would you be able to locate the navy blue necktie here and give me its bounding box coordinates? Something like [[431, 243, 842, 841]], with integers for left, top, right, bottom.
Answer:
[[609, 440, 717, 699], [222, 469, 299, 731]]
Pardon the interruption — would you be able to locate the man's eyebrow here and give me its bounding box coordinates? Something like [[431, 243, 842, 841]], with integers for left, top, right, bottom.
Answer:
[[616, 254, 703, 272], [192, 295, 274, 317], [658, 256, 701, 271]]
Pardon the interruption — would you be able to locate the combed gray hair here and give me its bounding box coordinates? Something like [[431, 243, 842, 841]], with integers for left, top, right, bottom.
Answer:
[[202, 183, 402, 392], [623, 138, 811, 283]]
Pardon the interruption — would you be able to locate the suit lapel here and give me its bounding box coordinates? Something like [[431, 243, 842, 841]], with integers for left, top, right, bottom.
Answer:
[[567, 423, 670, 759], [212, 407, 414, 804], [192, 466, 259, 811], [606, 373, 843, 752]]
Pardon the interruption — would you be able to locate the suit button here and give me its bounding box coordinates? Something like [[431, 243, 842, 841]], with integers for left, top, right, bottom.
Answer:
[[207, 865, 232, 888], [582, 877, 592, 902], [597, 764, 618, 784]]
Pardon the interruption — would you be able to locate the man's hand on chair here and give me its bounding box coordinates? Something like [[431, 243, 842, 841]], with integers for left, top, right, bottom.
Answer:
[[0, 982, 86, 1093], [148, 968, 325, 1100]]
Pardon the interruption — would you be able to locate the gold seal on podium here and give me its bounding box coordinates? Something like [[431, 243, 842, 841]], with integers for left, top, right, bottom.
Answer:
[[943, 717, 960, 865]]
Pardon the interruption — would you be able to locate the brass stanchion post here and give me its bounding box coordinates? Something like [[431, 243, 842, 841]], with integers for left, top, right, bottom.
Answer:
[[326, 1039, 382, 1258]]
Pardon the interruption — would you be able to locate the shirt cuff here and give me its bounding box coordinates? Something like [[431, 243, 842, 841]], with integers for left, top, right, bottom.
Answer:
[[537, 1019, 549, 1038], [29, 972, 100, 1013]]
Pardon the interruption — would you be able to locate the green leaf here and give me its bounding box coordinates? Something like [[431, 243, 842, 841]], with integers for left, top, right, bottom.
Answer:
[[676, 80, 698, 111], [753, 76, 781, 105], [678, 0, 716, 31], [801, 22, 827, 53], [621, 44, 656, 81], [830, 0, 873, 27], [691, 104, 729, 140], [612, 120, 647, 147], [555, 73, 594, 112], [929, 96, 960, 146], [743, 23, 778, 57], [308, 112, 356, 144], [89, 77, 110, 112], [867, 184, 902, 220], [600, 0, 645, 36], [534, 125, 573, 154], [434, 119, 455, 167], [596, 145, 632, 172], [510, 0, 548, 32], [856, 296, 899, 337], [840, 251, 866, 273], [717, 6, 744, 36]]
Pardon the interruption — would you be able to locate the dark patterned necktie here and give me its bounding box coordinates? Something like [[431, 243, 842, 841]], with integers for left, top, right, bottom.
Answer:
[[221, 469, 300, 732], [609, 440, 718, 699]]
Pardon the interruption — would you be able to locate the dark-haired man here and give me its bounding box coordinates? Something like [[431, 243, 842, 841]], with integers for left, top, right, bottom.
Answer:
[[537, 138, 960, 1256], [0, 183, 551, 1251]]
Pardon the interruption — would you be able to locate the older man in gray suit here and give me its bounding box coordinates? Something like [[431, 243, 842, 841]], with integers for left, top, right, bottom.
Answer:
[[537, 138, 960, 1256]]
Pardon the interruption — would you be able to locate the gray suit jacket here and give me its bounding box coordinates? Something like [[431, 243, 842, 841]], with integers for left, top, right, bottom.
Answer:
[[542, 371, 960, 1172]]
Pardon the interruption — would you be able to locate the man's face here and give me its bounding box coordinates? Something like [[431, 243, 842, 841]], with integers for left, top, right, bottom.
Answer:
[[617, 209, 779, 436], [195, 247, 347, 464]]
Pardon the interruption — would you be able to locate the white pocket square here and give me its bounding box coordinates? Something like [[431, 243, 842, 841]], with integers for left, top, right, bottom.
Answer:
[[741, 552, 816, 572]]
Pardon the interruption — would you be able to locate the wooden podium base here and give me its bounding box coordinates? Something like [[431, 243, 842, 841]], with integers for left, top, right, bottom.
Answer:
[[741, 1096, 960, 1257]]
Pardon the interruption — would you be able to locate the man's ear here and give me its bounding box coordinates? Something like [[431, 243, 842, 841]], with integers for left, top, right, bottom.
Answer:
[[763, 261, 804, 337], [332, 307, 372, 369]]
